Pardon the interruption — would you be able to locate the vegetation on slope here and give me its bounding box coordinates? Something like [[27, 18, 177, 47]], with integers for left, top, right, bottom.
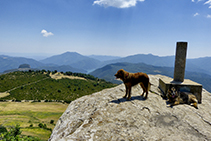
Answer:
[[0, 70, 117, 102]]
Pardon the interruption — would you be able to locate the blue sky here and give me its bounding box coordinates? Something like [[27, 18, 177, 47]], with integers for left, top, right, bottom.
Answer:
[[0, 0, 211, 58]]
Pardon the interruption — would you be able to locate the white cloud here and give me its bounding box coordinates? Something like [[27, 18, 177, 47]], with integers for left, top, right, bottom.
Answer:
[[41, 29, 54, 37], [93, 0, 145, 8], [204, 0, 211, 8], [192, 0, 203, 3], [194, 12, 199, 16], [207, 14, 211, 18]]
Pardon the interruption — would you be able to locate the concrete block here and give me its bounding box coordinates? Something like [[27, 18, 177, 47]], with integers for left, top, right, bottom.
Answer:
[[159, 75, 202, 103]]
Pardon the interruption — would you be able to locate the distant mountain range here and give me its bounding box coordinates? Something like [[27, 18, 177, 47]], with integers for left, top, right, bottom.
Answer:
[[40, 52, 102, 71], [1, 51, 211, 82], [102, 54, 211, 75], [0, 54, 86, 73], [0, 55, 43, 73]]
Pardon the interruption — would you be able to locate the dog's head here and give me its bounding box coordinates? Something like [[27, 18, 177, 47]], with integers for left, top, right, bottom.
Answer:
[[167, 87, 178, 101], [114, 69, 128, 80]]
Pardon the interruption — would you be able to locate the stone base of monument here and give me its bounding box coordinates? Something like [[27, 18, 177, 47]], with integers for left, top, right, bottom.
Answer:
[[159, 75, 202, 103]]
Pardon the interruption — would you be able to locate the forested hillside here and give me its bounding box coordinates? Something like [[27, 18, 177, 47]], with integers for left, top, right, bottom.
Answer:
[[0, 70, 116, 102]]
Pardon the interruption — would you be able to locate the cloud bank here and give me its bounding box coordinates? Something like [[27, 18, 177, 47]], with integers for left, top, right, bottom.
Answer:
[[204, 0, 211, 8], [41, 29, 54, 37], [192, 0, 211, 8], [93, 0, 145, 8], [207, 14, 211, 18]]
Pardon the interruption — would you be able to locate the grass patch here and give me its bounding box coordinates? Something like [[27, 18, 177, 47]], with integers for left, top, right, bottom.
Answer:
[[21, 128, 51, 141], [0, 102, 68, 140]]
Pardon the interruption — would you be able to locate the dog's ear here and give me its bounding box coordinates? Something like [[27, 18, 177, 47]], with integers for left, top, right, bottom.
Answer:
[[168, 89, 170, 93], [118, 69, 123, 74], [175, 91, 178, 96], [126, 73, 129, 77], [171, 87, 175, 91]]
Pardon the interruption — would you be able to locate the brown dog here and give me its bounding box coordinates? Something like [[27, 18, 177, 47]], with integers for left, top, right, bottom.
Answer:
[[114, 69, 150, 100]]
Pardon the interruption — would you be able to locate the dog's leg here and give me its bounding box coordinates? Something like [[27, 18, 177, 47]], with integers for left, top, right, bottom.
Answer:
[[127, 86, 132, 100], [123, 84, 128, 99], [140, 82, 145, 96], [192, 102, 198, 109], [171, 101, 179, 107], [144, 82, 149, 99], [190, 97, 198, 109], [145, 91, 148, 99]]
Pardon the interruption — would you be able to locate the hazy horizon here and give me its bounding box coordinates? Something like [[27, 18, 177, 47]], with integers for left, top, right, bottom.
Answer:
[[1, 51, 210, 61], [1, 0, 211, 59]]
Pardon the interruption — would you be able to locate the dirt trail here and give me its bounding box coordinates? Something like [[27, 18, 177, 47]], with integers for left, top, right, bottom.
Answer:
[[49, 72, 86, 80], [0, 92, 10, 98]]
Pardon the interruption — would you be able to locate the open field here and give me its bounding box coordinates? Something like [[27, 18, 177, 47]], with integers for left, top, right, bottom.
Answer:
[[0, 102, 68, 140]]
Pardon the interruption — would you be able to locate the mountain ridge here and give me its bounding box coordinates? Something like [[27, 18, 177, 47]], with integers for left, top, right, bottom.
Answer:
[[40, 52, 101, 71], [0, 55, 44, 73], [1, 52, 211, 76]]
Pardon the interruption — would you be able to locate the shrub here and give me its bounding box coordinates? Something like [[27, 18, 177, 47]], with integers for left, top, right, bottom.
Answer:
[[64, 100, 71, 104], [0, 124, 41, 141], [0, 126, 7, 133], [50, 120, 54, 124], [38, 123, 45, 128], [29, 124, 33, 128]]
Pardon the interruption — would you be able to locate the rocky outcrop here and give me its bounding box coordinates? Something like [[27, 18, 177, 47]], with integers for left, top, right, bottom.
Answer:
[[18, 64, 31, 69], [49, 75, 211, 141]]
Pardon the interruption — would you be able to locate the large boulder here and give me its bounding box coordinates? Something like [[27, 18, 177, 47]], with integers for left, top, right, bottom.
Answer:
[[49, 75, 211, 141]]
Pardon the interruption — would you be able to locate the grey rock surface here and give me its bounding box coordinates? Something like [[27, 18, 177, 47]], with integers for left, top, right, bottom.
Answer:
[[49, 75, 211, 141]]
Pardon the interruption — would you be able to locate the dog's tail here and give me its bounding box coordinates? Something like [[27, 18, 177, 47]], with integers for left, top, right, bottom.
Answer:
[[191, 97, 198, 109]]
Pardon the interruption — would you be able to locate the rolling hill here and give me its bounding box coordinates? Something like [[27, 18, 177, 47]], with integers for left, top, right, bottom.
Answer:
[[37, 65, 86, 73], [0, 55, 44, 72]]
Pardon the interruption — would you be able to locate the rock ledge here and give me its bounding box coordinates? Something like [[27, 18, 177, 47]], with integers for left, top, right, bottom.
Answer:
[[49, 75, 211, 141]]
